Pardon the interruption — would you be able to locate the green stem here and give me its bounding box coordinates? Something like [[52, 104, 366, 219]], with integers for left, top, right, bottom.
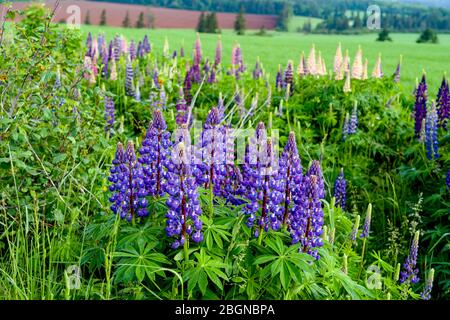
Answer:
[[257, 227, 264, 245], [358, 238, 367, 279], [183, 239, 189, 264]]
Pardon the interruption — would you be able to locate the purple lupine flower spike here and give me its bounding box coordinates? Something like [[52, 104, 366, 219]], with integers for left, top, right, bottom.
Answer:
[[307, 160, 325, 199], [164, 138, 203, 248], [175, 87, 188, 126], [113, 35, 121, 61], [421, 269, 434, 300], [334, 168, 346, 210], [125, 56, 135, 96], [399, 231, 420, 284], [217, 95, 225, 120], [101, 46, 109, 78], [208, 68, 216, 83], [139, 110, 172, 197], [86, 32, 93, 57], [153, 68, 160, 89], [194, 36, 202, 66], [446, 169, 450, 190], [350, 215, 360, 242], [183, 70, 192, 105], [275, 65, 283, 91], [284, 60, 294, 92], [108, 40, 114, 61], [143, 35, 150, 53], [348, 104, 358, 134], [104, 96, 115, 135], [414, 74, 428, 138], [393, 59, 401, 83], [292, 165, 324, 259], [360, 204, 372, 238], [129, 40, 136, 60], [214, 38, 222, 67], [180, 46, 185, 58], [436, 76, 449, 130], [425, 102, 439, 160], [253, 59, 262, 80], [108, 141, 148, 221]]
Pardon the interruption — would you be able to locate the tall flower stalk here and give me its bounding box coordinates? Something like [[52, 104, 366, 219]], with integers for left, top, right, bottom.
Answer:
[[399, 231, 420, 284], [334, 168, 346, 211], [139, 110, 172, 197], [414, 74, 427, 138], [108, 142, 148, 221]]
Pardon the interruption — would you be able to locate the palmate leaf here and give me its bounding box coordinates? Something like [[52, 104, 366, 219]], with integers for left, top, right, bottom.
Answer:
[[254, 238, 314, 290], [184, 248, 229, 296], [113, 241, 170, 284], [201, 216, 232, 251]]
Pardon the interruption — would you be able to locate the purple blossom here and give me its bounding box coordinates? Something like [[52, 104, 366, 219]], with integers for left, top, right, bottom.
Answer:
[[393, 62, 401, 83], [436, 76, 449, 130], [125, 57, 134, 96], [334, 168, 346, 210], [176, 88, 188, 126], [291, 163, 325, 260], [104, 96, 115, 135], [425, 102, 439, 160], [421, 269, 434, 300], [214, 39, 222, 67], [277, 132, 303, 230], [446, 169, 450, 190], [242, 123, 283, 236], [284, 61, 293, 92], [139, 110, 172, 197], [414, 74, 428, 138], [184, 70, 192, 105], [129, 40, 136, 60], [208, 68, 216, 83], [113, 35, 121, 61], [153, 69, 160, 89], [360, 204, 372, 238], [164, 138, 203, 248], [399, 231, 420, 284], [143, 35, 151, 53], [307, 160, 325, 199], [108, 142, 148, 221], [275, 65, 283, 91], [342, 112, 350, 141], [180, 46, 185, 58], [194, 36, 202, 66], [253, 60, 263, 80], [348, 105, 358, 134]]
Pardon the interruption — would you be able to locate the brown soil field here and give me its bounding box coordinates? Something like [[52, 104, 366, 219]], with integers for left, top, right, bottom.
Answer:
[[6, 1, 277, 29]]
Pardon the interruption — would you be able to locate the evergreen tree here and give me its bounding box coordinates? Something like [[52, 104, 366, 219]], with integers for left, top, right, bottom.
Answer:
[[353, 12, 362, 29], [206, 12, 218, 33], [276, 3, 292, 32], [197, 12, 206, 33], [99, 9, 107, 26], [122, 11, 131, 28], [417, 28, 439, 43], [136, 12, 145, 28], [376, 28, 392, 41], [84, 10, 91, 25], [234, 7, 246, 35]]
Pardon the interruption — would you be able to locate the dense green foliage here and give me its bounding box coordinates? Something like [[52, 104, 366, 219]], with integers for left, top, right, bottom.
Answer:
[[197, 12, 219, 34], [0, 5, 448, 300]]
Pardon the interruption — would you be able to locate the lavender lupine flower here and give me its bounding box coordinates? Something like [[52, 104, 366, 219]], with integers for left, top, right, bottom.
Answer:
[[101, 46, 109, 78], [446, 169, 450, 190], [113, 35, 121, 61], [104, 96, 115, 135], [307, 160, 325, 199], [137, 41, 143, 58], [333, 168, 346, 210], [348, 104, 358, 134], [275, 65, 283, 91], [134, 81, 141, 101], [203, 58, 210, 74], [214, 38, 222, 67], [143, 35, 150, 53], [292, 166, 325, 260], [393, 56, 402, 83], [253, 59, 263, 80], [139, 110, 172, 197], [414, 74, 428, 138], [284, 60, 293, 92], [436, 76, 450, 130], [277, 132, 303, 229], [164, 140, 203, 248], [342, 112, 350, 141], [217, 94, 225, 120], [152, 69, 160, 89], [183, 70, 193, 105], [129, 40, 136, 60], [360, 203, 372, 238], [125, 57, 135, 96], [194, 36, 202, 66], [180, 46, 185, 58], [108, 40, 114, 61], [208, 68, 216, 83], [399, 231, 420, 284], [425, 102, 439, 160], [86, 32, 93, 57], [175, 88, 188, 126], [108, 142, 148, 221], [193, 107, 226, 189], [421, 269, 434, 300], [242, 124, 283, 236]]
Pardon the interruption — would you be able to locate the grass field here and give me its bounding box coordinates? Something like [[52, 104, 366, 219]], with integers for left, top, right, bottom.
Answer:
[[81, 24, 450, 94], [288, 16, 323, 32]]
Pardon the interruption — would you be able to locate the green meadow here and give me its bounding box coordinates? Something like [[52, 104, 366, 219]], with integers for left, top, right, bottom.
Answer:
[[81, 24, 450, 94]]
